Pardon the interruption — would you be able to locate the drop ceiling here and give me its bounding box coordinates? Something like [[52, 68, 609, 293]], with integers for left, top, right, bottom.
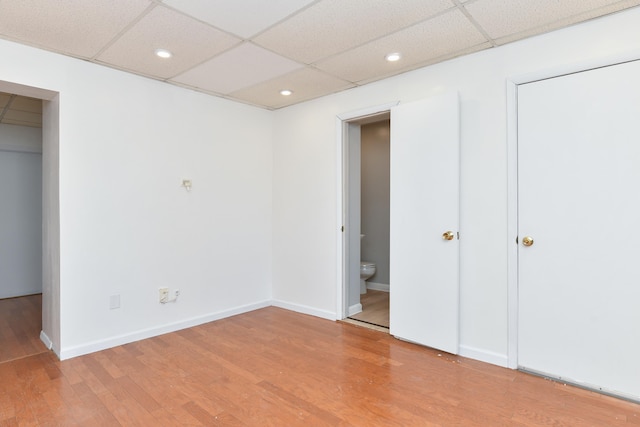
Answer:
[[0, 92, 42, 128], [0, 0, 638, 110]]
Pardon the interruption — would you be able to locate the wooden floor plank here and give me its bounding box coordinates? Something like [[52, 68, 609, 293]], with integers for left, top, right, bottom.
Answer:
[[0, 295, 47, 364], [1, 304, 640, 426]]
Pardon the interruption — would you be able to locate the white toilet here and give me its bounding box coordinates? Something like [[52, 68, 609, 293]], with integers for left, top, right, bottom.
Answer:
[[360, 261, 376, 294], [359, 234, 376, 294]]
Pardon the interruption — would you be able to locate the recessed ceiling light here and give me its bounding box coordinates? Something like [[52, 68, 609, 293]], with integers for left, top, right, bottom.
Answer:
[[280, 89, 293, 96], [385, 52, 401, 62], [154, 48, 172, 59]]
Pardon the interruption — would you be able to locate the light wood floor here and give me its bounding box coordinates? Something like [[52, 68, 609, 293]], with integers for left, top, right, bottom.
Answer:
[[2, 305, 639, 425], [0, 294, 47, 364], [348, 290, 389, 328]]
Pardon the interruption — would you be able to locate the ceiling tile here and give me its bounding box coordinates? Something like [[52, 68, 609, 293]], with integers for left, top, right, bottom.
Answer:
[[229, 68, 355, 109], [10, 96, 42, 113], [0, 93, 11, 109], [3, 110, 42, 125], [172, 43, 304, 95], [316, 9, 487, 83], [253, 0, 455, 64], [465, 0, 637, 40], [0, 0, 151, 58], [1, 0, 638, 110], [0, 93, 42, 127], [161, 0, 316, 38], [97, 5, 241, 79]]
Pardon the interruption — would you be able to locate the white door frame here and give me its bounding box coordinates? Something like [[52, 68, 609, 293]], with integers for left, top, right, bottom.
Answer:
[[335, 102, 399, 319], [506, 50, 640, 369]]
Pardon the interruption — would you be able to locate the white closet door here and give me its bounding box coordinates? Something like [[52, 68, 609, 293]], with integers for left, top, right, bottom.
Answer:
[[389, 92, 460, 354], [518, 59, 640, 400]]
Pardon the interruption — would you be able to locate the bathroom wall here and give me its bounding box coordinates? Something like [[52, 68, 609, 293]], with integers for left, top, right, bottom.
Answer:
[[0, 124, 43, 299], [361, 120, 390, 288]]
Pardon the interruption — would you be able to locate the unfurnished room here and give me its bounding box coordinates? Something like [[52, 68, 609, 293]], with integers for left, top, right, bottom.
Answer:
[[1, 1, 640, 425]]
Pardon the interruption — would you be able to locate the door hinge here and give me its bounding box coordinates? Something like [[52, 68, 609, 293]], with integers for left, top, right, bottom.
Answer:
[[341, 226, 344, 232]]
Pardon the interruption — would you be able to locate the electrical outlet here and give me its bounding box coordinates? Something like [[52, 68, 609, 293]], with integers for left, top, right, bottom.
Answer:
[[159, 287, 169, 303]]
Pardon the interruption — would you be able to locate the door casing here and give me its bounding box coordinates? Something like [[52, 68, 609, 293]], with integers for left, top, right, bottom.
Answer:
[[336, 102, 399, 320]]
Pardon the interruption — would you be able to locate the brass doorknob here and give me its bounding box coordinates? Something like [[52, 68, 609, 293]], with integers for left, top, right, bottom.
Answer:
[[522, 236, 534, 247], [442, 231, 455, 241]]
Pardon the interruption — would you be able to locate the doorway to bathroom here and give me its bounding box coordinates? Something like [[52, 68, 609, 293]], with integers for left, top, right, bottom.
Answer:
[[337, 94, 460, 354], [344, 117, 391, 330]]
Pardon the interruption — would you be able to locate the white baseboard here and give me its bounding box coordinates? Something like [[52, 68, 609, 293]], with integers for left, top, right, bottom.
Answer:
[[46, 298, 514, 370], [270, 299, 337, 321], [51, 298, 510, 369], [58, 300, 271, 360], [347, 303, 362, 316], [366, 282, 389, 292], [40, 330, 53, 350], [459, 345, 508, 368]]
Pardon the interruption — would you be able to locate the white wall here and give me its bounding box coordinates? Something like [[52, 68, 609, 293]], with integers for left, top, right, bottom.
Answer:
[[0, 38, 273, 359], [0, 123, 42, 152], [0, 124, 43, 298], [361, 120, 390, 286], [271, 7, 640, 365]]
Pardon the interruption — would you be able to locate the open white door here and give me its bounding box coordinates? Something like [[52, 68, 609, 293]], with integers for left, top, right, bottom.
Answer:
[[389, 93, 460, 354]]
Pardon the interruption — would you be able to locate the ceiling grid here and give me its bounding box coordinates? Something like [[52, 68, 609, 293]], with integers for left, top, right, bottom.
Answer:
[[0, 0, 638, 110]]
